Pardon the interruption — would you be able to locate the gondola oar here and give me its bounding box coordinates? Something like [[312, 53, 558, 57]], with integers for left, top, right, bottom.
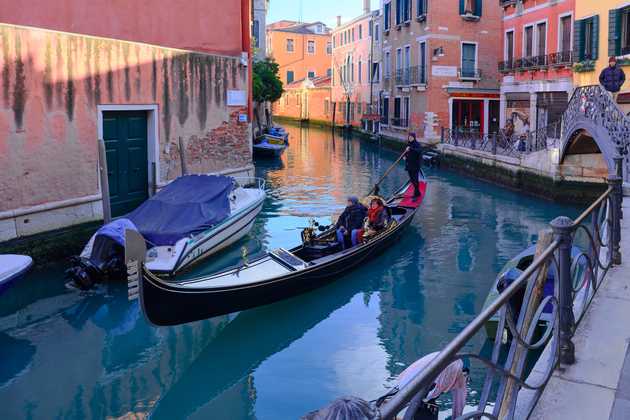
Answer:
[[369, 148, 407, 196]]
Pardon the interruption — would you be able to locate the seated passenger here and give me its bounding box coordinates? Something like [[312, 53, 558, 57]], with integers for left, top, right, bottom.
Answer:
[[367, 198, 388, 231], [336, 196, 367, 250]]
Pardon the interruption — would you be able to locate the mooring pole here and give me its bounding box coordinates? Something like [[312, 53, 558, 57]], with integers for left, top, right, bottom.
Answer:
[[178, 137, 188, 176], [551, 216, 576, 365], [97, 138, 112, 224]]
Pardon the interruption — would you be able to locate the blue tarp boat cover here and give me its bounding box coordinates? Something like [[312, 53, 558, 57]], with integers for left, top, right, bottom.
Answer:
[[94, 218, 139, 247], [123, 175, 233, 246]]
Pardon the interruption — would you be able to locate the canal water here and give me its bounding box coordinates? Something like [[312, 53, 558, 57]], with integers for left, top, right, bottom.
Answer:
[[0, 124, 579, 419]]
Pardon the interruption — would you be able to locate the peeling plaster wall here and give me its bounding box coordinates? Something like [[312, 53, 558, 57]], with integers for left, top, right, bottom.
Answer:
[[0, 24, 251, 214]]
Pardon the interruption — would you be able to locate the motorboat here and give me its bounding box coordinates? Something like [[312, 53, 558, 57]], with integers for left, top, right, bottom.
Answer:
[[67, 175, 266, 290], [0, 255, 33, 294], [267, 126, 289, 144], [127, 173, 428, 326], [253, 134, 287, 158], [482, 244, 589, 339]]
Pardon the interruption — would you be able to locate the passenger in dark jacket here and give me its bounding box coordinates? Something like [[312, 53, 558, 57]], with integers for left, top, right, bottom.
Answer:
[[404, 133, 422, 198], [600, 56, 626, 99], [336, 196, 368, 249]]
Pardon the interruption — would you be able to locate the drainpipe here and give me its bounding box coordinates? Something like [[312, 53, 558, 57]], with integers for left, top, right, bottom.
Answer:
[[242, 0, 253, 122]]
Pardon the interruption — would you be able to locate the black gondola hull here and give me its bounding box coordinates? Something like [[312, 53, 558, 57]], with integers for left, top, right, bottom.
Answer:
[[140, 212, 415, 326]]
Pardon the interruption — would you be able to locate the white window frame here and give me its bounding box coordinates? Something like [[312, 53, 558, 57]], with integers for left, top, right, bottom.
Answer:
[[307, 40, 316, 55], [460, 41, 479, 76], [557, 12, 574, 53], [307, 70, 316, 79], [523, 24, 534, 57], [534, 18, 549, 57], [396, 47, 402, 72], [287, 38, 295, 53], [385, 50, 392, 78], [504, 28, 515, 61], [394, 95, 402, 126], [418, 40, 428, 84]]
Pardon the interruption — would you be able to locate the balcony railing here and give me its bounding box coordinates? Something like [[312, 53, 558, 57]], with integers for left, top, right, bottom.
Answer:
[[391, 117, 408, 128], [458, 68, 481, 80], [500, 51, 574, 73], [395, 66, 428, 87]]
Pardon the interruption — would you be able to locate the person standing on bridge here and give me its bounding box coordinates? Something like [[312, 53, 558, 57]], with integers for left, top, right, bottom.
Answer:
[[599, 56, 626, 103], [404, 132, 423, 199]]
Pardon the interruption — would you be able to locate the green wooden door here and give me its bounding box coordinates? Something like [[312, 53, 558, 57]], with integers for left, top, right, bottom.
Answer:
[[103, 111, 149, 217]]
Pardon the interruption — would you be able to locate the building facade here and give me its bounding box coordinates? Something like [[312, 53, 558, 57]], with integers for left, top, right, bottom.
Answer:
[[253, 0, 270, 60], [274, 76, 332, 124], [499, 0, 575, 136], [573, 0, 630, 95], [331, 2, 381, 130], [267, 21, 332, 85], [0, 0, 253, 242], [378, 0, 502, 141]]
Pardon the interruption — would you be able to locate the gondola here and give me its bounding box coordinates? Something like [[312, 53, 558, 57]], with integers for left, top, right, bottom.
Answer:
[[127, 173, 428, 327]]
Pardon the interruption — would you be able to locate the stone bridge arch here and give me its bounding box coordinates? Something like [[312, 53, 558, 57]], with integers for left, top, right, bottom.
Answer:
[[559, 85, 629, 181]]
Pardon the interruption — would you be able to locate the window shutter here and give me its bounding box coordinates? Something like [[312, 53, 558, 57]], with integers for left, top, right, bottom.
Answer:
[[592, 15, 600, 60], [609, 9, 621, 57], [459, 0, 465, 15], [574, 19, 584, 61], [475, 0, 482, 17]]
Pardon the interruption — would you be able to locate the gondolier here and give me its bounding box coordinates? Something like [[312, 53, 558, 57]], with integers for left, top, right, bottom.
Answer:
[[404, 133, 422, 199]]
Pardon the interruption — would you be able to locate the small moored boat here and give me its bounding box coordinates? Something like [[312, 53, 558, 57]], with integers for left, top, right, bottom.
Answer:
[[127, 174, 428, 326], [0, 255, 33, 294], [253, 134, 288, 158], [482, 245, 589, 339], [67, 175, 266, 290]]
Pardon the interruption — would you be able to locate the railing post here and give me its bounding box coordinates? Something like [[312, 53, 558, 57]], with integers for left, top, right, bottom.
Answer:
[[551, 216, 576, 365], [492, 132, 497, 155], [441, 126, 445, 143], [454, 130, 459, 147], [471, 134, 476, 150], [609, 151, 624, 265]]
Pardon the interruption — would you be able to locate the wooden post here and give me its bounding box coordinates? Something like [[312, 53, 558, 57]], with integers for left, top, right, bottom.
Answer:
[[178, 137, 188, 176], [151, 162, 157, 196], [498, 229, 554, 418], [98, 138, 112, 224], [332, 102, 337, 130]]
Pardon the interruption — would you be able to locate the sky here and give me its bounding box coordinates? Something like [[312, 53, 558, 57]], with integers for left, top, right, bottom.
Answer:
[[268, 0, 380, 28]]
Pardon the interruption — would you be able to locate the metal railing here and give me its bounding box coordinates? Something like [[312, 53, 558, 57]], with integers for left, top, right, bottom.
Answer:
[[458, 68, 482, 80], [441, 120, 563, 158], [500, 51, 573, 73], [377, 155, 624, 419], [391, 117, 409, 128], [395, 66, 428, 87]]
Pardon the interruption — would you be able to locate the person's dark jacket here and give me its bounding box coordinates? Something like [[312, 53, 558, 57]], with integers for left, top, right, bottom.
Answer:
[[405, 140, 422, 172], [600, 65, 626, 93], [336, 203, 368, 231]]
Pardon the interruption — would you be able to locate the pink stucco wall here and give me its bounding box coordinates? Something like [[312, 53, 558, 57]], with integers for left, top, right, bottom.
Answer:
[[0, 24, 250, 213], [0, 0, 245, 57]]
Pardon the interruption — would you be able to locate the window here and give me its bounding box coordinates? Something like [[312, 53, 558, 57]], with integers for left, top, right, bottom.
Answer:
[[359, 24, 363, 40], [359, 59, 363, 83], [619, 7, 630, 55], [403, 0, 411, 22], [417, 0, 427, 17], [524, 25, 534, 57], [287, 39, 294, 52], [317, 24, 324, 33], [396, 0, 402, 25], [396, 48, 402, 73], [372, 62, 380, 82], [375, 24, 380, 41], [324, 100, 330, 115], [404, 45, 411, 84], [287, 70, 294, 83], [575, 15, 599, 61], [460, 0, 482, 18], [381, 97, 390, 125], [333, 36, 337, 48], [384, 2, 391, 31], [403, 97, 410, 127], [352, 28, 355, 42], [385, 51, 391, 78], [505, 30, 514, 62], [560, 15, 572, 53], [253, 20, 260, 48], [369, 21, 373, 37], [419, 41, 427, 84], [536, 22, 547, 56], [308, 40, 315, 54], [461, 42, 477, 78], [394, 97, 401, 125], [327, 68, 332, 77], [308, 71, 316, 79]]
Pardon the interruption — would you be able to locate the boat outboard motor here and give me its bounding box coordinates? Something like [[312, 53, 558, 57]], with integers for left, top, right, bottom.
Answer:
[[66, 219, 137, 290]]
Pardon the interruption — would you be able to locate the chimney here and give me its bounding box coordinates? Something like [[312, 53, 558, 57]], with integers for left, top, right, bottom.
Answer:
[[363, 0, 370, 14], [336, 15, 342, 27]]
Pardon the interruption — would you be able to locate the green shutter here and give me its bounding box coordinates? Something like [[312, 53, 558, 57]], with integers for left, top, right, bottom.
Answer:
[[592, 15, 600, 60], [609, 8, 621, 57], [459, 0, 465, 15], [475, 0, 482, 17], [574, 19, 584, 61]]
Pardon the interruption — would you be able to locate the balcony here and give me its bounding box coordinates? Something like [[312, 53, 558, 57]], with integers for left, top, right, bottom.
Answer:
[[391, 117, 409, 128], [500, 51, 574, 73], [395, 66, 428, 87], [458, 68, 481, 81]]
